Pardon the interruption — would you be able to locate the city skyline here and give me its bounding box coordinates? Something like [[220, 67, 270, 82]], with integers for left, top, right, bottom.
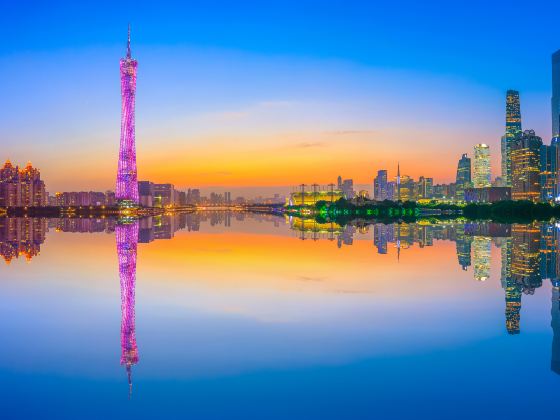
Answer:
[[1, 2, 560, 195]]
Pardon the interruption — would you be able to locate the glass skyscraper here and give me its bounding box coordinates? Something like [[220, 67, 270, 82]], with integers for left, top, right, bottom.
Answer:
[[473, 144, 491, 188], [552, 50, 560, 138], [511, 130, 543, 202], [501, 90, 522, 187], [455, 153, 471, 200], [374, 170, 388, 201], [540, 138, 560, 202]]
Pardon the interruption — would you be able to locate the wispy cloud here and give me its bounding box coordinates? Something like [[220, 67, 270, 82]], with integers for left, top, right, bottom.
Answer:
[[298, 275, 326, 282], [293, 141, 327, 149], [326, 130, 377, 136], [197, 170, 233, 176]]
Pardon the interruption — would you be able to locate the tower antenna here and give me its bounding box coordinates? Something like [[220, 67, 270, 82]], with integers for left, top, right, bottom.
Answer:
[[127, 24, 131, 58]]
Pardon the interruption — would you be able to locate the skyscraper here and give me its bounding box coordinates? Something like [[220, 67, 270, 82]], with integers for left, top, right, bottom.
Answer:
[[455, 153, 471, 201], [374, 170, 388, 201], [473, 144, 491, 188], [116, 25, 139, 206], [552, 50, 560, 138], [501, 90, 522, 186], [417, 176, 433, 200], [398, 175, 414, 202], [540, 139, 560, 202], [511, 130, 543, 202]]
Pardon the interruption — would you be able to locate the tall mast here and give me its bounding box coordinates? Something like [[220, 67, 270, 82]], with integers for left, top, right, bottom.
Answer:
[[127, 24, 131, 58]]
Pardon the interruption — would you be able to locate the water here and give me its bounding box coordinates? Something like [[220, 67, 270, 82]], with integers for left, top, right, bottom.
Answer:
[[1, 213, 559, 419]]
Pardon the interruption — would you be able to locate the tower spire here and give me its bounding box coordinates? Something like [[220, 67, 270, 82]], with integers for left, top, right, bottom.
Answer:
[[127, 24, 131, 58], [397, 162, 401, 202]]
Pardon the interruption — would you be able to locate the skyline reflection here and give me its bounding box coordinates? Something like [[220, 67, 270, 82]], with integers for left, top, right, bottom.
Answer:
[[1, 212, 560, 383]]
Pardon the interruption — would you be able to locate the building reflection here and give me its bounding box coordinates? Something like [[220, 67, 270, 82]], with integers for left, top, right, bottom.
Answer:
[[4, 213, 560, 376], [0, 218, 47, 263], [472, 236, 491, 281], [0, 212, 286, 263], [552, 285, 560, 374], [116, 220, 139, 396]]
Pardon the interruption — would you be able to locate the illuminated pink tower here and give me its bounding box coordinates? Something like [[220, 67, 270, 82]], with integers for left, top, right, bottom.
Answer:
[[116, 25, 139, 206], [116, 222, 139, 396]]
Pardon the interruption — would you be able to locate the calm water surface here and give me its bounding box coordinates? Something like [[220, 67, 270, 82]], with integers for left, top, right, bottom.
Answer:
[[1, 213, 559, 419]]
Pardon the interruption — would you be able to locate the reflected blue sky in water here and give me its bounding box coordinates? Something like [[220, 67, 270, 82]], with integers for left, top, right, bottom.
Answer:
[[0, 214, 559, 419]]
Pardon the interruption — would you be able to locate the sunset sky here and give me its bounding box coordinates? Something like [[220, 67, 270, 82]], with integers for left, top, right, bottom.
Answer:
[[1, 1, 559, 196]]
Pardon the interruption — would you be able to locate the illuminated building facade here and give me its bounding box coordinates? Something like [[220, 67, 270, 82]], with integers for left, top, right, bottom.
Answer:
[[116, 26, 139, 206], [464, 186, 511, 203], [552, 50, 560, 138], [473, 236, 491, 281], [501, 90, 522, 186], [54, 191, 112, 206], [0, 161, 47, 207], [138, 181, 154, 207], [289, 187, 344, 206], [473, 144, 491, 188], [397, 175, 415, 202], [116, 221, 139, 395], [374, 170, 388, 201], [539, 139, 560, 202], [455, 153, 471, 200], [417, 176, 433, 200], [153, 183, 175, 207], [511, 130, 543, 202]]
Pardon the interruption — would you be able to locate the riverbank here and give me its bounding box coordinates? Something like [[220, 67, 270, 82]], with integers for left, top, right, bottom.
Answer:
[[285, 198, 560, 223]]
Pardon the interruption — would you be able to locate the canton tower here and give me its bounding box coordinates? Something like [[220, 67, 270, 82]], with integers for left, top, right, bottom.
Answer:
[[116, 221, 139, 396], [116, 25, 139, 205]]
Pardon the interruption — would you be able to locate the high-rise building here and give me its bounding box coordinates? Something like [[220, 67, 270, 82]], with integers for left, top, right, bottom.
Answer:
[[374, 170, 388, 201], [398, 175, 415, 202], [540, 139, 560, 202], [153, 184, 175, 207], [417, 176, 433, 200], [473, 144, 491, 188], [0, 161, 47, 207], [386, 181, 396, 201], [501, 90, 522, 187], [511, 130, 543, 202], [552, 50, 560, 138], [138, 181, 154, 207], [341, 179, 354, 200], [455, 153, 471, 201], [116, 26, 139, 206]]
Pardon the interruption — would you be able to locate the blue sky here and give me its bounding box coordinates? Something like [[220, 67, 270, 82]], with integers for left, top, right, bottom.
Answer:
[[1, 0, 559, 193]]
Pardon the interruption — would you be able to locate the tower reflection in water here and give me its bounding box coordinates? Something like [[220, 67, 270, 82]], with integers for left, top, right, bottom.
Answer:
[[2, 214, 560, 378], [116, 220, 139, 396]]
